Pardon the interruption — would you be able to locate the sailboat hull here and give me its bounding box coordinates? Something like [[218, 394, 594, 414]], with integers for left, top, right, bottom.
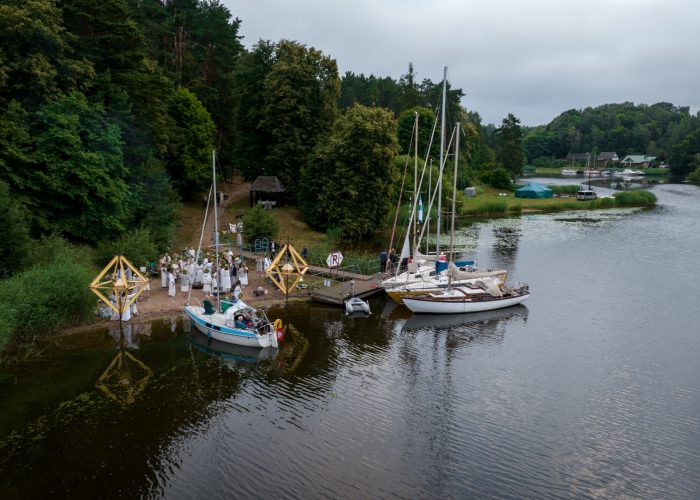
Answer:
[[403, 291, 529, 314], [184, 306, 274, 347]]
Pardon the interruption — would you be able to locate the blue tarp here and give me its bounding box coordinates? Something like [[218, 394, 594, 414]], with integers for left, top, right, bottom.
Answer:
[[515, 182, 553, 199]]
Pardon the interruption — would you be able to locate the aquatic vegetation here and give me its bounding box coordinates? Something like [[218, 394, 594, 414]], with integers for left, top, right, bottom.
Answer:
[[613, 190, 657, 206]]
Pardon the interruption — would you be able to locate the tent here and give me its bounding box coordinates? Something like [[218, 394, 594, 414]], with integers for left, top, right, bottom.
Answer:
[[515, 182, 553, 199]]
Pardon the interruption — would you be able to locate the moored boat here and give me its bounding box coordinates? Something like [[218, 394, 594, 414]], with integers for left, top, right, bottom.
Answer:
[[402, 279, 530, 314]]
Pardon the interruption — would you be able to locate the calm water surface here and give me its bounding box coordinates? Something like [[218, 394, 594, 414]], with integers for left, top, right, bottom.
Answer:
[[2, 184, 699, 499]]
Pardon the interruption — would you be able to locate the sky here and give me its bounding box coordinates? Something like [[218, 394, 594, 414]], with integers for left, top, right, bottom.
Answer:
[[224, 0, 700, 126]]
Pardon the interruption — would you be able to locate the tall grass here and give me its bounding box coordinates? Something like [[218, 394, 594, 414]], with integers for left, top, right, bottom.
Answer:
[[547, 184, 581, 194], [462, 198, 509, 216], [0, 255, 95, 351], [613, 190, 657, 206]]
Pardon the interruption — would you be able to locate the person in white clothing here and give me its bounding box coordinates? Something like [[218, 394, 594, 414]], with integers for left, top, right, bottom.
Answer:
[[233, 281, 242, 299], [160, 263, 168, 288], [202, 270, 212, 294], [221, 267, 232, 293], [239, 263, 248, 287], [168, 271, 176, 297], [180, 271, 189, 292]]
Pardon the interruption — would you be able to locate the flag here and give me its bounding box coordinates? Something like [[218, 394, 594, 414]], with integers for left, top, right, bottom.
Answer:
[[418, 196, 424, 224]]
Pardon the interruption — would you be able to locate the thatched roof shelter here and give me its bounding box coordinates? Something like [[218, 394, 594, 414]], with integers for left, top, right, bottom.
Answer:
[[249, 176, 286, 207]]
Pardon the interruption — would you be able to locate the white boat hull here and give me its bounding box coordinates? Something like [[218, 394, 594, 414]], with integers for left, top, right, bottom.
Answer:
[[184, 306, 274, 348], [403, 291, 529, 314]]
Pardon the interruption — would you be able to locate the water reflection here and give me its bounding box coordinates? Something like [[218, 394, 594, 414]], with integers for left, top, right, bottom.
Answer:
[[491, 219, 522, 268], [95, 349, 153, 406], [188, 331, 278, 363]]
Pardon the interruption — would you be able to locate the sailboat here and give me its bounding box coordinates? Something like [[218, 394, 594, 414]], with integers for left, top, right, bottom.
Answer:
[[183, 151, 282, 348], [401, 124, 530, 315], [379, 70, 506, 298]]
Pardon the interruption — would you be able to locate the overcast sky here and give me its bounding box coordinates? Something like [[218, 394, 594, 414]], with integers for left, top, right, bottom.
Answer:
[[224, 0, 699, 126]]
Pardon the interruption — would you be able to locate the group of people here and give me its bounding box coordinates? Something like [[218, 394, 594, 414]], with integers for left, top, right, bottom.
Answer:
[[158, 248, 250, 299]]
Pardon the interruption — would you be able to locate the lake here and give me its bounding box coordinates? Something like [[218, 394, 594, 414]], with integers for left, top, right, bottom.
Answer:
[[1, 183, 699, 499]]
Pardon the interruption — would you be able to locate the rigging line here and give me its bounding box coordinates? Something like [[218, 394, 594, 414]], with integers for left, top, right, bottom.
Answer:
[[385, 118, 417, 274], [416, 125, 457, 249], [187, 183, 213, 305]]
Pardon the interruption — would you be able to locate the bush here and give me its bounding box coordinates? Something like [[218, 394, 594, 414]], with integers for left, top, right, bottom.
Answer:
[[481, 167, 513, 190], [0, 255, 95, 351], [95, 228, 158, 268], [687, 166, 700, 185], [613, 190, 657, 207], [242, 205, 279, 244]]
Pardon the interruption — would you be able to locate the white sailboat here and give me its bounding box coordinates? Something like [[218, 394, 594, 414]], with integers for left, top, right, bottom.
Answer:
[[184, 151, 282, 348], [401, 124, 530, 315]]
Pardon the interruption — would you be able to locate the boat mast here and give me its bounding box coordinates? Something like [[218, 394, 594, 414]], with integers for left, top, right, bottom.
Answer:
[[212, 150, 220, 311], [449, 123, 460, 265], [412, 111, 418, 254], [436, 66, 447, 258]]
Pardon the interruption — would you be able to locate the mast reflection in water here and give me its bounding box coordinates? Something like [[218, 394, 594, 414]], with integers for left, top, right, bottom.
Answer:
[[1, 184, 700, 499]]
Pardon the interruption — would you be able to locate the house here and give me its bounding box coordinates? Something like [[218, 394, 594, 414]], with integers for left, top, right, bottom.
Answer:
[[620, 155, 656, 168], [249, 176, 286, 208], [595, 152, 619, 167]]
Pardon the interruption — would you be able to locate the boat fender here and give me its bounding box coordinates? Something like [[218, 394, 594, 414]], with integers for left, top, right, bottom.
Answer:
[[274, 318, 284, 342]]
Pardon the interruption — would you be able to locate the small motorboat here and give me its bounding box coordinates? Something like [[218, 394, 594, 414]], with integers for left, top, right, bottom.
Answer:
[[345, 297, 371, 315]]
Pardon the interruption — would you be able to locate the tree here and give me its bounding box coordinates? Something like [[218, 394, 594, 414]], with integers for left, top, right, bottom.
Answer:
[[165, 86, 215, 195], [0, 180, 32, 277], [300, 104, 399, 238], [231, 40, 276, 180], [495, 113, 524, 177], [260, 40, 340, 194], [396, 106, 437, 157], [30, 92, 131, 242], [242, 205, 278, 244]]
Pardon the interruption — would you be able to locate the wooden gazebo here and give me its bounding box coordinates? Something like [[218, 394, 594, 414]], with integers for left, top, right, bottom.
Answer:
[[249, 176, 286, 208]]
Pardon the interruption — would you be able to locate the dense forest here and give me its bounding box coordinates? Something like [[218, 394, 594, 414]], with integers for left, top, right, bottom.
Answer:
[[523, 102, 700, 176], [2, 0, 700, 274]]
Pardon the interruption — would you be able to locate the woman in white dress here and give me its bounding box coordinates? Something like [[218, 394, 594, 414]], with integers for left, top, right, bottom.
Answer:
[[180, 271, 189, 292], [233, 281, 242, 299], [193, 263, 204, 288], [168, 271, 176, 297], [221, 266, 232, 293], [202, 270, 212, 294], [239, 263, 248, 287], [160, 257, 168, 288], [256, 255, 263, 276]]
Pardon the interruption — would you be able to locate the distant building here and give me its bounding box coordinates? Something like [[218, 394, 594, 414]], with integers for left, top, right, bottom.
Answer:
[[620, 155, 656, 168], [249, 176, 286, 207], [595, 152, 619, 167]]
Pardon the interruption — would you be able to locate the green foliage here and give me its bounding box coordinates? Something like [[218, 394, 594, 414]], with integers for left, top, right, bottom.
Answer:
[[300, 104, 400, 239], [0, 180, 32, 277], [31, 92, 131, 242], [396, 106, 437, 156], [242, 206, 279, 244], [495, 113, 524, 176], [462, 198, 509, 216], [547, 184, 581, 194], [260, 40, 340, 193], [481, 167, 513, 190], [613, 190, 657, 206], [95, 228, 159, 268], [230, 41, 276, 180], [165, 87, 216, 195], [522, 102, 700, 169], [687, 165, 700, 185], [0, 252, 95, 351]]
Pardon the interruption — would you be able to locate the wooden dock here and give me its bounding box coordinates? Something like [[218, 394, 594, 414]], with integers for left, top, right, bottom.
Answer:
[[310, 273, 384, 306]]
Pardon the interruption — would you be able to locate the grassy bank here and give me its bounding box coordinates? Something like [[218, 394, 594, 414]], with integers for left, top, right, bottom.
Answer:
[[460, 187, 656, 217]]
